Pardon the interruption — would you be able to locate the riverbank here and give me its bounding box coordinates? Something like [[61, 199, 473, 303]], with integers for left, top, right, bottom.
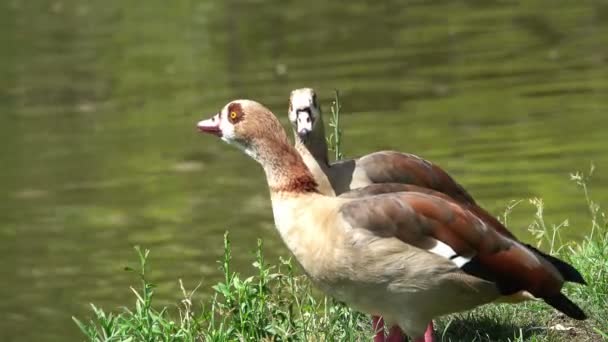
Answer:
[[74, 170, 606, 341]]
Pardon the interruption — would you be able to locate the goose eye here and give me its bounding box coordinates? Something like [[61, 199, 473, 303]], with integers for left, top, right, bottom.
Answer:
[[229, 111, 238, 121]]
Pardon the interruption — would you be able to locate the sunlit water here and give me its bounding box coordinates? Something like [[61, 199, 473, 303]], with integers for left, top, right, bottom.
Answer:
[[1, 1, 607, 341]]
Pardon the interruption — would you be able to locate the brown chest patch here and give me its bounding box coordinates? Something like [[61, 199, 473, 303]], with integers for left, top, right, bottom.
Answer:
[[270, 174, 319, 193]]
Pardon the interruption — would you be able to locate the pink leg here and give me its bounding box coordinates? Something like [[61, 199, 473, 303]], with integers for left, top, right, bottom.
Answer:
[[386, 325, 407, 342], [413, 321, 435, 342], [372, 316, 385, 342]]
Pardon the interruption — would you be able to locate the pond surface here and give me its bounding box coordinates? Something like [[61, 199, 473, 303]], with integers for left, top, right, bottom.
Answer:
[[1, 1, 607, 341]]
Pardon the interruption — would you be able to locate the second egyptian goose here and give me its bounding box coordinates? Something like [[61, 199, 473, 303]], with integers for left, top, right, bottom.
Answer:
[[288, 88, 473, 201], [197, 99, 586, 342]]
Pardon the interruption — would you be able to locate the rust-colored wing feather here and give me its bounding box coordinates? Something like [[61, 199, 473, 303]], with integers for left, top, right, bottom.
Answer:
[[340, 183, 515, 239], [339, 191, 586, 319], [355, 151, 476, 204], [339, 183, 586, 285]]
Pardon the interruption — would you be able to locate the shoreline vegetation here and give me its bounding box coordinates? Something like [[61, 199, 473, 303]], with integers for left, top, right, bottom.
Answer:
[[74, 96, 607, 341]]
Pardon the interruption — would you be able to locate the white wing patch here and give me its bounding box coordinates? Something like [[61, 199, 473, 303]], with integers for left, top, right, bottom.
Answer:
[[450, 255, 471, 268], [428, 240, 471, 268]]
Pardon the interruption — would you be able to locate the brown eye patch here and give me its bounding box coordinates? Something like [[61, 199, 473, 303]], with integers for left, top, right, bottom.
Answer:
[[227, 102, 244, 123]]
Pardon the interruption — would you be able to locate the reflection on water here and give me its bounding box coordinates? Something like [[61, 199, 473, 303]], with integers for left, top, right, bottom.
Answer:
[[1, 1, 607, 341]]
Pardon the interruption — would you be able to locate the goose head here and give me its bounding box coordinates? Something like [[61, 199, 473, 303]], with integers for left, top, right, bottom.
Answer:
[[288, 88, 323, 141], [197, 99, 289, 161]]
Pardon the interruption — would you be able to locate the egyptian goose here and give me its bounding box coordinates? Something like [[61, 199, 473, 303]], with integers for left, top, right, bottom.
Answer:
[[288, 88, 587, 340], [197, 99, 586, 342]]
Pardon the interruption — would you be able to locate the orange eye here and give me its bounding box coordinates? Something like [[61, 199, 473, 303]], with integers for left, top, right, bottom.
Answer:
[[229, 111, 238, 120]]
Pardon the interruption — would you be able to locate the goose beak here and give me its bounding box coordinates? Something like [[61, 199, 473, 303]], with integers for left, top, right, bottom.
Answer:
[[197, 114, 222, 137], [297, 127, 311, 139]]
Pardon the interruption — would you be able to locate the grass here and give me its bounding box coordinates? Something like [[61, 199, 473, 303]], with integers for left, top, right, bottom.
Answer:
[[74, 95, 607, 341], [73, 236, 373, 341], [327, 89, 344, 161]]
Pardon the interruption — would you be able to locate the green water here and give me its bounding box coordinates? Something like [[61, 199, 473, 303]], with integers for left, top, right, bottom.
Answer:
[[1, 1, 607, 341]]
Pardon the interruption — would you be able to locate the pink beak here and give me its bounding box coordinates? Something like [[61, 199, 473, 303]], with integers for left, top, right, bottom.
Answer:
[[197, 114, 222, 137]]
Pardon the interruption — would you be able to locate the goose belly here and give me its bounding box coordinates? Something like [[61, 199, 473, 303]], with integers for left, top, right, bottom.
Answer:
[[306, 236, 500, 322]]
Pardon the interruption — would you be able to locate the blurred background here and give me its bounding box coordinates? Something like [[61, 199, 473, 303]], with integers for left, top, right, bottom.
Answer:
[[1, 1, 607, 341]]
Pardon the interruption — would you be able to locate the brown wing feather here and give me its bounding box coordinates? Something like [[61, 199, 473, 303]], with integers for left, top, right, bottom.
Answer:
[[339, 191, 564, 297], [339, 183, 516, 239], [356, 151, 476, 204], [347, 157, 586, 285]]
